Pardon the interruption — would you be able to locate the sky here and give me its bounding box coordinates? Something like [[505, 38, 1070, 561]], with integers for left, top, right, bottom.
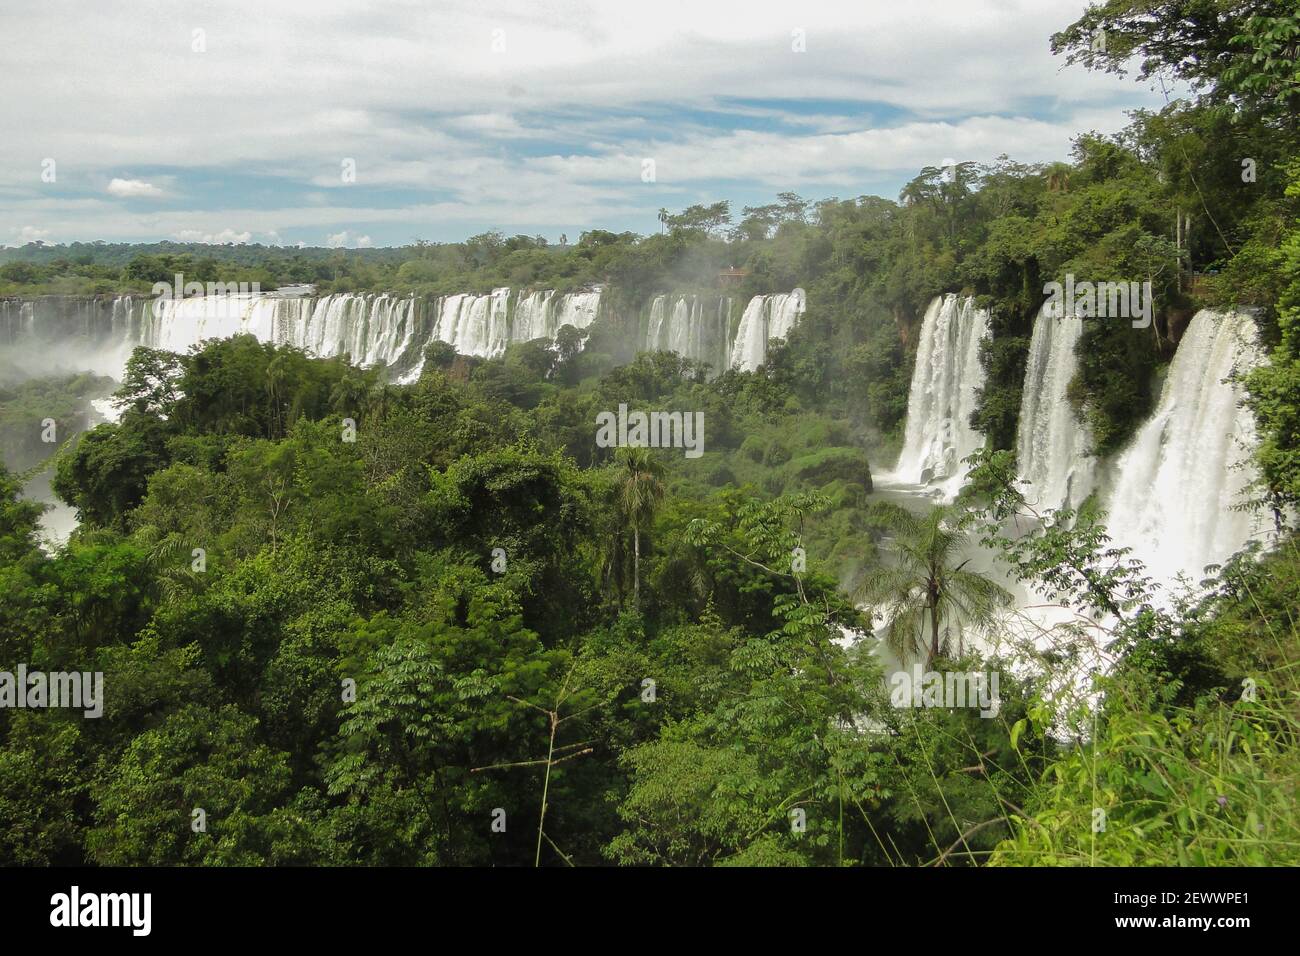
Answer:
[[0, 0, 1171, 249]]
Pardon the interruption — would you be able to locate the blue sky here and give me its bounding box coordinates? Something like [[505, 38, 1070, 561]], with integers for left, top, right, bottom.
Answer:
[[0, 0, 1170, 248]]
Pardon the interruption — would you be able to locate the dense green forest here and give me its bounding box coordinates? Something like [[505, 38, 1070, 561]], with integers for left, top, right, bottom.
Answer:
[[1, 0, 1298, 866]]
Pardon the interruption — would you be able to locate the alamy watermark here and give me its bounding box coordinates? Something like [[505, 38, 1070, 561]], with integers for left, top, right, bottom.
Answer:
[[149, 273, 261, 323], [151, 273, 262, 302], [595, 403, 705, 458], [0, 665, 103, 718], [888, 665, 1000, 717], [1044, 274, 1151, 328], [50, 886, 150, 936]]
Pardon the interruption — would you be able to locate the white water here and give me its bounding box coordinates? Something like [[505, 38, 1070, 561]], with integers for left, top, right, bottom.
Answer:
[[1015, 305, 1097, 511], [728, 296, 768, 371], [876, 300, 1273, 690], [640, 290, 801, 374], [513, 290, 557, 343], [888, 298, 1266, 582], [553, 291, 601, 334], [6, 285, 803, 385], [1105, 310, 1267, 584], [665, 298, 695, 358], [728, 288, 806, 371], [0, 295, 147, 378], [664, 296, 731, 371], [14, 289, 1270, 594], [646, 296, 669, 351], [767, 289, 806, 342], [4, 287, 605, 384], [892, 294, 989, 498]]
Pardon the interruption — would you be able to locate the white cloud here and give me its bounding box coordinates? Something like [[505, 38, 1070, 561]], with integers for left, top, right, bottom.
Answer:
[[325, 231, 373, 248], [0, 0, 1170, 242], [172, 228, 255, 244], [8, 225, 51, 246], [107, 177, 165, 199]]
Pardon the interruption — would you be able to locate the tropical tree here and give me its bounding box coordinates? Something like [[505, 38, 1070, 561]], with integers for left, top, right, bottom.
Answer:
[[1246, 160, 1300, 516], [614, 446, 665, 609], [857, 504, 1011, 664]]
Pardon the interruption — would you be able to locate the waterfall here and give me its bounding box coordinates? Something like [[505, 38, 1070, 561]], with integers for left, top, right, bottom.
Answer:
[[1104, 310, 1266, 583], [4, 284, 807, 385], [729, 296, 767, 371], [892, 295, 990, 497], [634, 286, 795, 371], [665, 298, 694, 358], [553, 291, 601, 332], [146, 293, 278, 353], [2, 288, 605, 385], [709, 295, 734, 372], [440, 287, 510, 358], [145, 292, 430, 376], [512, 290, 557, 342], [1, 295, 151, 379], [766, 288, 806, 342], [639, 294, 738, 374], [1016, 305, 1097, 511], [430, 287, 596, 358], [646, 296, 668, 351], [728, 288, 806, 371]]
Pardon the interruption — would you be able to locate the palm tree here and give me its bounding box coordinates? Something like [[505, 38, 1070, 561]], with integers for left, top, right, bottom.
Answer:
[[615, 446, 665, 608], [857, 504, 1011, 665], [1045, 162, 1071, 193], [657, 208, 669, 235]]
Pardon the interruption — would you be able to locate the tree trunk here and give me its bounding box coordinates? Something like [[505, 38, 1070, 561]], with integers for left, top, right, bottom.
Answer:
[[1149, 271, 1164, 349], [633, 525, 641, 608], [1176, 210, 1182, 293], [929, 599, 941, 663]]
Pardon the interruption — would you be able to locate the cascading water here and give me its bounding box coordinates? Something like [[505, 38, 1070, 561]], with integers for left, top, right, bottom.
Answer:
[[733, 295, 769, 369], [4, 289, 1276, 598], [1015, 305, 1097, 511], [512, 290, 557, 342], [892, 294, 990, 497], [553, 291, 601, 333], [4, 287, 605, 384], [728, 288, 806, 372], [766, 288, 806, 342], [645, 296, 668, 351], [147, 293, 279, 352], [282, 293, 427, 369], [1, 295, 152, 378], [144, 292, 432, 377], [1104, 310, 1267, 584], [665, 298, 694, 358], [729, 296, 768, 372], [640, 293, 737, 374], [706, 295, 735, 372], [445, 287, 511, 358]]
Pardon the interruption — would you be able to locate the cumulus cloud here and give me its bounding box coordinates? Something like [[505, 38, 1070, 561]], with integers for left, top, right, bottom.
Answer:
[[4, 223, 50, 247], [9, 225, 51, 245], [107, 178, 164, 199], [0, 0, 1168, 244], [325, 231, 373, 248], [172, 228, 255, 244]]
